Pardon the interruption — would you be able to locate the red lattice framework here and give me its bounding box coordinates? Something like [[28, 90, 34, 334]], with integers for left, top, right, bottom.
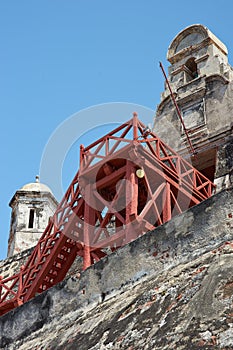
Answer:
[[0, 113, 215, 315]]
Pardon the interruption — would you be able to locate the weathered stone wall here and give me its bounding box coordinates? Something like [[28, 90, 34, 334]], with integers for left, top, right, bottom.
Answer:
[[0, 247, 83, 284], [0, 248, 32, 280], [0, 187, 233, 349], [154, 73, 233, 155], [215, 136, 233, 190]]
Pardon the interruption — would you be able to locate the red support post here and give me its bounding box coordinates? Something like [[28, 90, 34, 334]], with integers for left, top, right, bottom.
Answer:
[[80, 144, 85, 171], [163, 182, 172, 223], [83, 184, 95, 270], [133, 112, 138, 141], [125, 160, 138, 223]]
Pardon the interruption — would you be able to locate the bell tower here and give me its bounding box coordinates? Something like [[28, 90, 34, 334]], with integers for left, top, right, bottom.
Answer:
[[154, 24, 233, 190], [8, 176, 58, 257]]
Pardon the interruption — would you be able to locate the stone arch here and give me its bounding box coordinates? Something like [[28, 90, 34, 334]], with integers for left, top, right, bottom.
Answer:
[[167, 24, 227, 63], [167, 24, 208, 60]]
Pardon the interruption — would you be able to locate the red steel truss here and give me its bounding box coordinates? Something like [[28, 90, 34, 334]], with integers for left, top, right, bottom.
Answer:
[[0, 113, 215, 315]]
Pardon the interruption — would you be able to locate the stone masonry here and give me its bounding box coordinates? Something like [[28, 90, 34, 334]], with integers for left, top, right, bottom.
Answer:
[[0, 187, 232, 349]]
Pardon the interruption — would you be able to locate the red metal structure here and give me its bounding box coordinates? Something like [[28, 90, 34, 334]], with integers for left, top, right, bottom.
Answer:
[[0, 114, 215, 316]]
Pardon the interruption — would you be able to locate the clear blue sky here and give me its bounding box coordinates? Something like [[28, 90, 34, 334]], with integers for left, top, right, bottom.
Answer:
[[0, 0, 232, 260]]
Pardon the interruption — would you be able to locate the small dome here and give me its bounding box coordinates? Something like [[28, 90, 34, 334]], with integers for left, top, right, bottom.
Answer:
[[20, 176, 53, 194]]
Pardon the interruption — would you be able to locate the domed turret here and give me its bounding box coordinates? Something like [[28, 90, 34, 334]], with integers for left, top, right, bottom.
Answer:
[[20, 175, 53, 193], [8, 176, 58, 257]]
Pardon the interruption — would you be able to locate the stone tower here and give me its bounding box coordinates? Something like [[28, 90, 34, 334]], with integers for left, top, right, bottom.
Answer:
[[8, 176, 58, 257], [154, 24, 233, 190]]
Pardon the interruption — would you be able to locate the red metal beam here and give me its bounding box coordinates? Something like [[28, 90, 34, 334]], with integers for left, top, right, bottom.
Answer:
[[0, 114, 215, 316]]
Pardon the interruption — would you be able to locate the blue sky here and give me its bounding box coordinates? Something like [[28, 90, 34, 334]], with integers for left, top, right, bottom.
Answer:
[[0, 0, 233, 260]]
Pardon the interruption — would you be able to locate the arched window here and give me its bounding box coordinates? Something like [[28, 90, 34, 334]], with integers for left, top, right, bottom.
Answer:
[[184, 58, 198, 82]]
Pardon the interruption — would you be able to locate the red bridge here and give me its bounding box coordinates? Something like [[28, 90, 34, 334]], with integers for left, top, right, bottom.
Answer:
[[0, 113, 215, 315]]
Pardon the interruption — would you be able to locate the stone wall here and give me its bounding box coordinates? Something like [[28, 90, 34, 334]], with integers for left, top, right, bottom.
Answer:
[[0, 248, 83, 289], [0, 187, 233, 349], [215, 136, 233, 190], [0, 248, 32, 280]]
